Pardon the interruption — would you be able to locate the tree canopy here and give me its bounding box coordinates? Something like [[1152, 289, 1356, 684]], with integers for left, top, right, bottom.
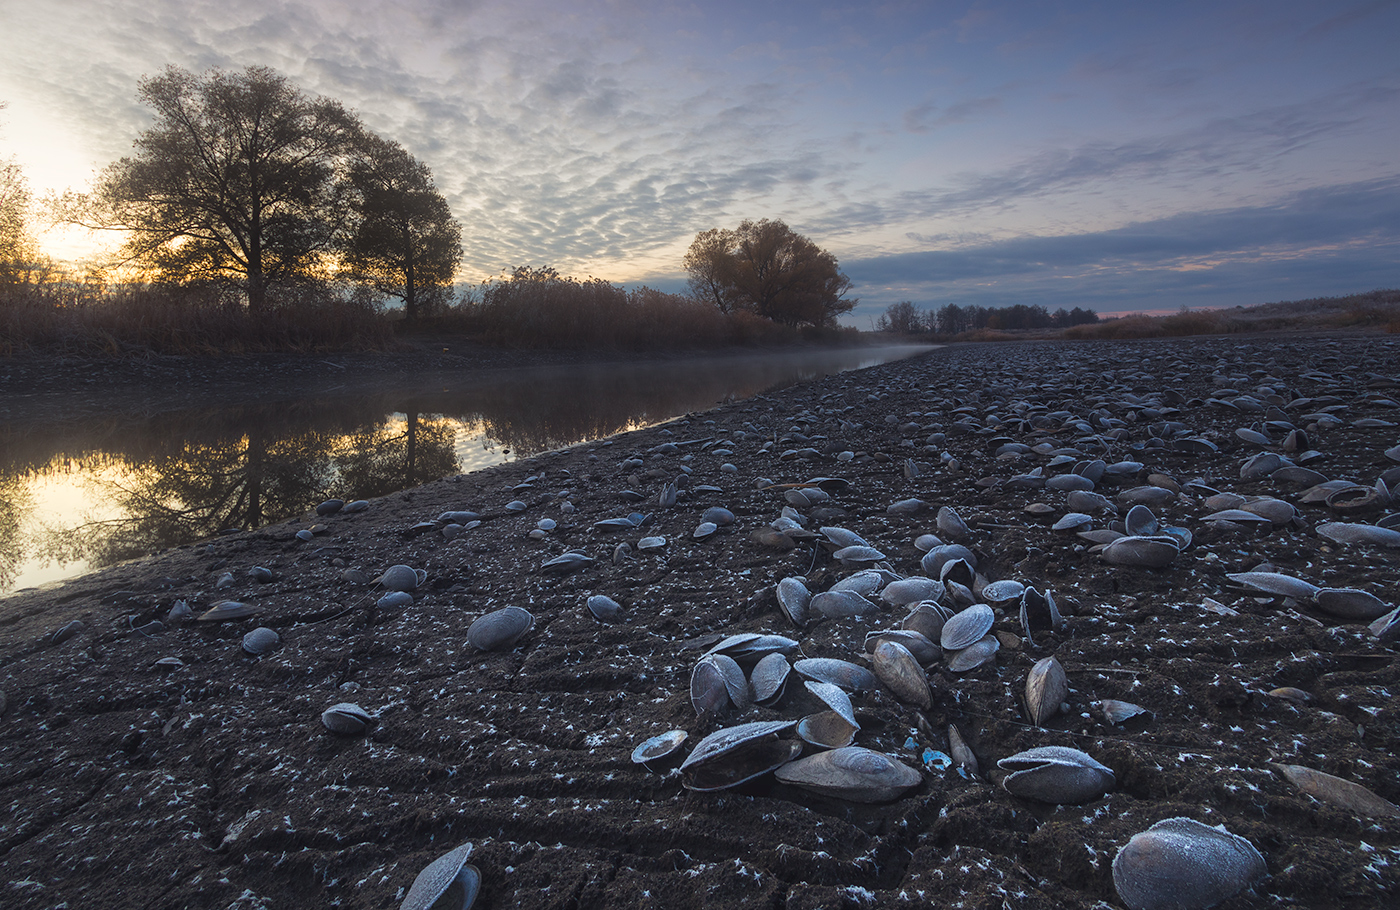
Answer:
[[682, 219, 854, 328], [340, 133, 462, 321], [73, 67, 360, 311]]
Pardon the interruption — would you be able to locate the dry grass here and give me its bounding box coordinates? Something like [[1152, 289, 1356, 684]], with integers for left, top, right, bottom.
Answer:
[[1063, 290, 1400, 340], [0, 282, 394, 355], [412, 269, 814, 350]]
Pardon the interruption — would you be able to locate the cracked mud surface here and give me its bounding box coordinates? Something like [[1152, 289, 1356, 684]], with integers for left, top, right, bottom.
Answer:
[[2, 335, 1398, 910]]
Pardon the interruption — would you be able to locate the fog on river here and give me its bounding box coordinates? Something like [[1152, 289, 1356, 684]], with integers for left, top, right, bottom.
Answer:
[[0, 345, 934, 595]]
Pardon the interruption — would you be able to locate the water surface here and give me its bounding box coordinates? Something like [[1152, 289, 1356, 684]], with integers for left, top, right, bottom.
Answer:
[[0, 344, 935, 594]]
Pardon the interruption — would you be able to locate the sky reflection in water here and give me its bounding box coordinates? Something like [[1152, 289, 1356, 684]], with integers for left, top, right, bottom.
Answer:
[[0, 345, 933, 594]]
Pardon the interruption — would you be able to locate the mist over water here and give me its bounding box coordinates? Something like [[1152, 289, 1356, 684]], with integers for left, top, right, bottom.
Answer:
[[0, 345, 934, 595]]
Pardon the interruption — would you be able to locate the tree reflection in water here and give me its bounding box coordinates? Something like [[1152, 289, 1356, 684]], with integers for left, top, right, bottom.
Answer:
[[2, 345, 933, 591]]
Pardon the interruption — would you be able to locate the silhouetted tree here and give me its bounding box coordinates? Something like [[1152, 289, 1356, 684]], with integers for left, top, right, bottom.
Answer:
[[683, 219, 855, 328], [876, 300, 923, 333], [70, 66, 360, 313], [341, 133, 461, 321]]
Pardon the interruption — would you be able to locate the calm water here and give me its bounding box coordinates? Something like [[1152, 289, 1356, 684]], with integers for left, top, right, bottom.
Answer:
[[0, 345, 934, 594]]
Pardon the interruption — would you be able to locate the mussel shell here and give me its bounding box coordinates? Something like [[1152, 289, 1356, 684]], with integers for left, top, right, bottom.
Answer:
[[1123, 504, 1159, 537], [941, 604, 994, 650], [776, 577, 811, 628], [1100, 535, 1179, 568], [999, 745, 1114, 804], [796, 710, 859, 749], [1097, 699, 1154, 726], [1314, 587, 1391, 620], [981, 579, 1025, 606], [880, 576, 942, 606], [1019, 586, 1063, 642], [196, 601, 262, 622], [540, 552, 596, 573], [750, 652, 791, 704], [240, 626, 280, 656], [872, 641, 931, 709], [466, 606, 533, 651], [1316, 521, 1400, 547], [377, 591, 415, 610], [400, 842, 480, 910], [793, 657, 878, 692], [833, 545, 887, 567], [1271, 763, 1400, 818], [1025, 656, 1067, 726], [702, 507, 736, 526], [920, 543, 977, 578], [946, 634, 999, 672], [1227, 571, 1320, 600], [804, 680, 856, 725], [586, 594, 623, 622], [713, 653, 751, 709], [321, 702, 373, 735], [811, 589, 879, 619], [947, 724, 979, 778], [901, 601, 951, 641], [692, 521, 719, 540], [378, 564, 425, 591], [1112, 817, 1265, 910], [690, 656, 730, 719], [775, 746, 922, 803], [631, 730, 689, 771], [679, 720, 800, 791], [830, 568, 894, 595], [865, 629, 940, 665]]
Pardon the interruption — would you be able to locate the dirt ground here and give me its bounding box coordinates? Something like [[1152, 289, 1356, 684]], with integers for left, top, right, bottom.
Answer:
[[1, 334, 1398, 910]]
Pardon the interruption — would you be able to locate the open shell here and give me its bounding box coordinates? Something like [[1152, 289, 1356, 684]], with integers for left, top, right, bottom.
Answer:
[[321, 702, 373, 736], [999, 745, 1114, 804]]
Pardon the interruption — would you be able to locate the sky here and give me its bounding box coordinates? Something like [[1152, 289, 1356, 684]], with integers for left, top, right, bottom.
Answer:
[[1, 0, 1398, 324]]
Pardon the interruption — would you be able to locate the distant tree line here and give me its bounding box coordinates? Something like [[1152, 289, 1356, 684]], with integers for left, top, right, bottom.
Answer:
[[875, 300, 1099, 335]]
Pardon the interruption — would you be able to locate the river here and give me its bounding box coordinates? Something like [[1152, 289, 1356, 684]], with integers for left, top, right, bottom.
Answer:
[[0, 344, 935, 594]]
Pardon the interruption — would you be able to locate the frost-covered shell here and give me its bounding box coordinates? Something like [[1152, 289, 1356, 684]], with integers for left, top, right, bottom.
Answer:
[[692, 521, 718, 540], [920, 543, 977, 577], [1314, 587, 1391, 620], [321, 702, 373, 735], [750, 652, 791, 704], [400, 842, 480, 910], [586, 594, 622, 621], [804, 680, 856, 725], [377, 591, 414, 609], [1101, 536, 1179, 568], [540, 552, 596, 573], [776, 577, 811, 627], [864, 629, 940, 665], [880, 576, 942, 607], [796, 711, 858, 749], [941, 604, 994, 650], [466, 606, 533, 651], [378, 564, 425, 591], [679, 720, 799, 791], [240, 626, 280, 656], [712, 653, 750, 709], [829, 568, 891, 596], [946, 634, 999, 672], [936, 506, 971, 539], [1112, 817, 1265, 910], [631, 730, 688, 771], [1227, 571, 1320, 600], [1316, 521, 1400, 547], [794, 657, 878, 692], [981, 579, 1025, 606], [1025, 656, 1067, 726], [901, 601, 952, 642], [1098, 699, 1154, 725], [820, 526, 870, 549], [702, 506, 736, 526], [810, 589, 879, 619], [872, 641, 931, 709], [775, 746, 922, 803], [691, 656, 730, 719], [196, 601, 262, 622], [999, 745, 1114, 804], [833, 545, 887, 567], [947, 724, 979, 778]]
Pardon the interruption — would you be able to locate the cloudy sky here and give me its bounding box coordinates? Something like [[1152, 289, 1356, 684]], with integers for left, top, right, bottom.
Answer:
[[2, 0, 1397, 323]]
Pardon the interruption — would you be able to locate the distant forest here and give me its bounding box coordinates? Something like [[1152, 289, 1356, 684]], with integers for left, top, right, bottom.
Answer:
[[875, 300, 1099, 335]]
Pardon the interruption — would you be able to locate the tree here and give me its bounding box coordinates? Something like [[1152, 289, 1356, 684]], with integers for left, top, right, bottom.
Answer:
[[682, 219, 855, 328], [1, 103, 45, 291], [877, 300, 922, 334], [340, 133, 461, 322], [75, 66, 360, 313]]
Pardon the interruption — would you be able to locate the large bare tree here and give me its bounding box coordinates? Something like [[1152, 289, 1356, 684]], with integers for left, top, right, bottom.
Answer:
[[340, 133, 461, 322], [682, 219, 855, 328], [77, 66, 360, 312]]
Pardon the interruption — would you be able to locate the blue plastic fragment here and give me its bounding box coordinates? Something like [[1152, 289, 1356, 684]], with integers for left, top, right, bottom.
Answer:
[[922, 749, 952, 771], [903, 736, 919, 751]]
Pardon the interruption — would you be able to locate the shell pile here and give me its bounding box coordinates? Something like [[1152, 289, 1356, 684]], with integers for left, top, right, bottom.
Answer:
[[3, 336, 1398, 909]]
